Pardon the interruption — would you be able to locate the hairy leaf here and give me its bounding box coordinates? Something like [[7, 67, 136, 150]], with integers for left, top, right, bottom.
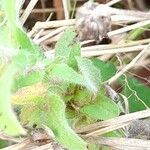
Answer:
[[12, 83, 47, 105], [46, 93, 87, 150], [1, 0, 17, 26], [20, 93, 87, 149], [55, 27, 80, 68], [13, 70, 45, 92], [122, 77, 150, 112], [49, 63, 85, 86], [80, 94, 120, 120], [76, 57, 101, 95], [68, 43, 80, 69], [91, 58, 116, 81], [1, 0, 43, 69], [20, 105, 47, 127], [0, 63, 26, 135], [73, 88, 92, 107]]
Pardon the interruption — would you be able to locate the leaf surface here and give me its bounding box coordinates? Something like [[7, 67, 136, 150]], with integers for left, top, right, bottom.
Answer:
[[122, 77, 150, 112], [76, 57, 101, 95], [0, 64, 26, 135], [80, 94, 120, 120], [91, 58, 116, 81]]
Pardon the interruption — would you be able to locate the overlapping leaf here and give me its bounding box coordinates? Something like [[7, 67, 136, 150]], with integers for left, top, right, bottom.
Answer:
[[0, 0, 44, 136], [76, 57, 101, 95], [91, 58, 116, 81], [122, 77, 150, 112], [0, 64, 26, 135], [80, 94, 120, 120], [20, 93, 87, 150], [49, 63, 85, 86], [55, 27, 80, 69], [46, 93, 87, 150]]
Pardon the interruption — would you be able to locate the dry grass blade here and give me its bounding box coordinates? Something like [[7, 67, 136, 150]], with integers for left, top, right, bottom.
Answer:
[[35, 26, 67, 44], [119, 94, 129, 114], [81, 42, 147, 52], [28, 15, 149, 41], [81, 38, 150, 47], [111, 15, 146, 23], [46, 37, 150, 54], [107, 43, 150, 84], [19, 0, 26, 10], [126, 0, 134, 10], [29, 144, 53, 150], [0, 132, 23, 143], [2, 139, 30, 150], [62, 0, 69, 19], [29, 143, 62, 150], [1, 141, 54, 150], [29, 15, 145, 39], [44, 44, 146, 59], [82, 45, 146, 57], [87, 137, 150, 150], [40, 0, 46, 20], [88, 37, 149, 52], [108, 20, 150, 37], [106, 0, 122, 6], [83, 122, 130, 137], [76, 109, 150, 134], [33, 13, 53, 41], [21, 0, 39, 25], [30, 16, 148, 34], [33, 19, 75, 30]]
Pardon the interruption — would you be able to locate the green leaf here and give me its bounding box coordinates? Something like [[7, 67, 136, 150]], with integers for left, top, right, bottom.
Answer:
[[1, 0, 29, 48], [49, 63, 85, 86], [20, 105, 47, 127], [11, 27, 44, 70], [55, 27, 80, 68], [80, 94, 120, 120], [12, 83, 47, 105], [128, 24, 150, 41], [68, 43, 81, 69], [13, 27, 34, 49], [104, 130, 123, 137], [22, 93, 87, 150], [91, 58, 116, 81], [0, 63, 26, 136], [0, 140, 8, 149], [0, 26, 11, 48], [73, 88, 92, 107], [76, 57, 101, 95], [14, 48, 42, 70], [13, 70, 45, 92], [46, 93, 87, 150], [0, 24, 17, 62], [55, 27, 76, 57], [122, 77, 150, 112], [1, 0, 43, 69], [1, 0, 17, 26]]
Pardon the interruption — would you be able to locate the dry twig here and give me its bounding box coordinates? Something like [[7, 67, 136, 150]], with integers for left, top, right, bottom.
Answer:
[[107, 43, 150, 84], [76, 109, 150, 136], [21, 0, 39, 25]]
